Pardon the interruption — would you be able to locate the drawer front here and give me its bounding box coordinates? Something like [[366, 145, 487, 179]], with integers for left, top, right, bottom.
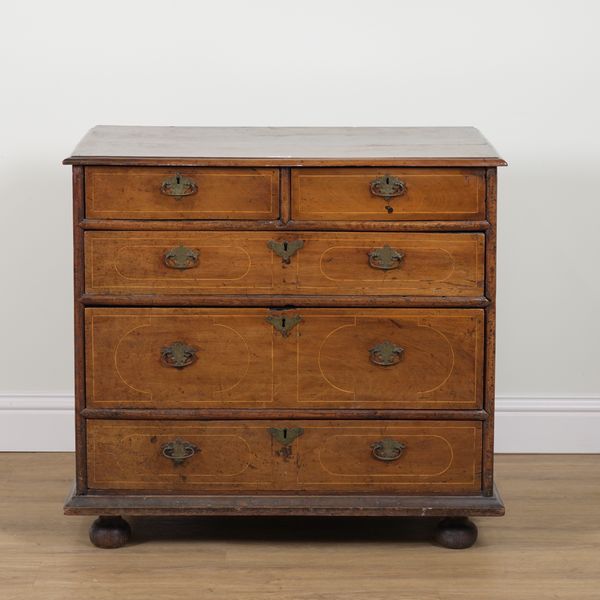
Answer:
[[85, 167, 279, 220], [84, 231, 484, 297], [292, 168, 485, 221], [85, 308, 483, 409], [87, 419, 482, 494]]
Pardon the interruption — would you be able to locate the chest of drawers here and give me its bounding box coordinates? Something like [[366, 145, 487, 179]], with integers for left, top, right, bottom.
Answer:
[[64, 126, 506, 549]]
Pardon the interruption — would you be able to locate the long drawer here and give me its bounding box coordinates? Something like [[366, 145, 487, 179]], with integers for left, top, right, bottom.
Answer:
[[292, 168, 486, 221], [86, 419, 482, 494], [85, 308, 483, 409], [84, 231, 484, 297], [85, 167, 279, 220]]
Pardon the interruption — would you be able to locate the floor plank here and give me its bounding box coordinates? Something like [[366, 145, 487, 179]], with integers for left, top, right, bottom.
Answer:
[[0, 454, 598, 599]]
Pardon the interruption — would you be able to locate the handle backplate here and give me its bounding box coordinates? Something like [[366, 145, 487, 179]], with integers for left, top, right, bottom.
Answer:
[[369, 341, 404, 366], [163, 245, 199, 270], [368, 245, 404, 270], [161, 437, 198, 465], [160, 173, 198, 200], [369, 174, 406, 200], [371, 438, 406, 461], [160, 341, 198, 368]]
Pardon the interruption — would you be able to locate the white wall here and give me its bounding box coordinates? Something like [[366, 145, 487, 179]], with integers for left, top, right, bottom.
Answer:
[[1, 0, 599, 451]]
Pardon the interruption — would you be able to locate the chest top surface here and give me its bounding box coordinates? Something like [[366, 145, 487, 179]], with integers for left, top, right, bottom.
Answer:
[[64, 126, 506, 167]]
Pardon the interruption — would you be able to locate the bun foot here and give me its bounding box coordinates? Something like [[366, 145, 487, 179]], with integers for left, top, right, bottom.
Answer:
[[89, 516, 131, 548], [434, 517, 478, 549]]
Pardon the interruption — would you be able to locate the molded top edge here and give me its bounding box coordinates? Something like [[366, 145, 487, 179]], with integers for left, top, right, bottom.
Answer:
[[64, 126, 507, 166]]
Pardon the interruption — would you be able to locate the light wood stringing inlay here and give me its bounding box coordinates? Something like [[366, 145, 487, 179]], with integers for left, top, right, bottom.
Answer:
[[292, 168, 485, 221], [84, 231, 484, 296], [85, 308, 483, 409], [86, 420, 482, 493], [86, 167, 280, 220]]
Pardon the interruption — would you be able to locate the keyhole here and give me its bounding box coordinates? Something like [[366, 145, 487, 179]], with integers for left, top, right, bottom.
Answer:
[[282, 428, 288, 440], [385, 176, 391, 185], [281, 317, 286, 329], [176, 175, 181, 185], [283, 241, 288, 252]]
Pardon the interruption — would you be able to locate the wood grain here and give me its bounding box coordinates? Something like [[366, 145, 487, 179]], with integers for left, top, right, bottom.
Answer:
[[84, 231, 484, 297], [81, 218, 491, 231], [292, 168, 486, 221], [72, 166, 87, 493], [280, 168, 291, 223], [64, 126, 507, 166], [65, 484, 504, 516], [81, 408, 489, 421], [85, 419, 482, 494], [482, 168, 498, 495], [85, 166, 279, 220], [80, 294, 490, 308], [84, 307, 483, 410]]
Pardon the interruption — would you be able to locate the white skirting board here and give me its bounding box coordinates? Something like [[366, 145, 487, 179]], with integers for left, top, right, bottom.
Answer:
[[0, 394, 599, 453]]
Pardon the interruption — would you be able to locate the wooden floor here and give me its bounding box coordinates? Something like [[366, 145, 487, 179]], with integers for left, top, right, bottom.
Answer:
[[0, 454, 599, 599]]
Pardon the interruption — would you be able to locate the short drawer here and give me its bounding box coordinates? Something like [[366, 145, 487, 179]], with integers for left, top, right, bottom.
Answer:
[[292, 168, 485, 221], [85, 167, 279, 220], [86, 419, 482, 494], [84, 231, 484, 297], [85, 308, 483, 409]]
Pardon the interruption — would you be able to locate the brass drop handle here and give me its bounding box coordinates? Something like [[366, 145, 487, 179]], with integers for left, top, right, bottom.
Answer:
[[160, 172, 198, 200], [368, 245, 404, 270], [369, 174, 406, 199], [371, 438, 406, 461], [369, 341, 404, 366], [160, 341, 198, 368], [161, 438, 198, 465], [163, 245, 199, 270]]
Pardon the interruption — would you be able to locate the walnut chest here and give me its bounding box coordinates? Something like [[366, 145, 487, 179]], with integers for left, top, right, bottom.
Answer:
[[64, 126, 506, 549]]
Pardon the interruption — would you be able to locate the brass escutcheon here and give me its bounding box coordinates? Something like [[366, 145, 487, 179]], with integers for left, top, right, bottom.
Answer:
[[160, 173, 198, 200], [163, 245, 199, 270], [161, 438, 198, 465], [269, 427, 304, 446], [160, 341, 198, 369], [369, 341, 404, 366], [368, 245, 405, 270], [266, 314, 302, 338], [267, 239, 304, 264], [370, 438, 406, 461]]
